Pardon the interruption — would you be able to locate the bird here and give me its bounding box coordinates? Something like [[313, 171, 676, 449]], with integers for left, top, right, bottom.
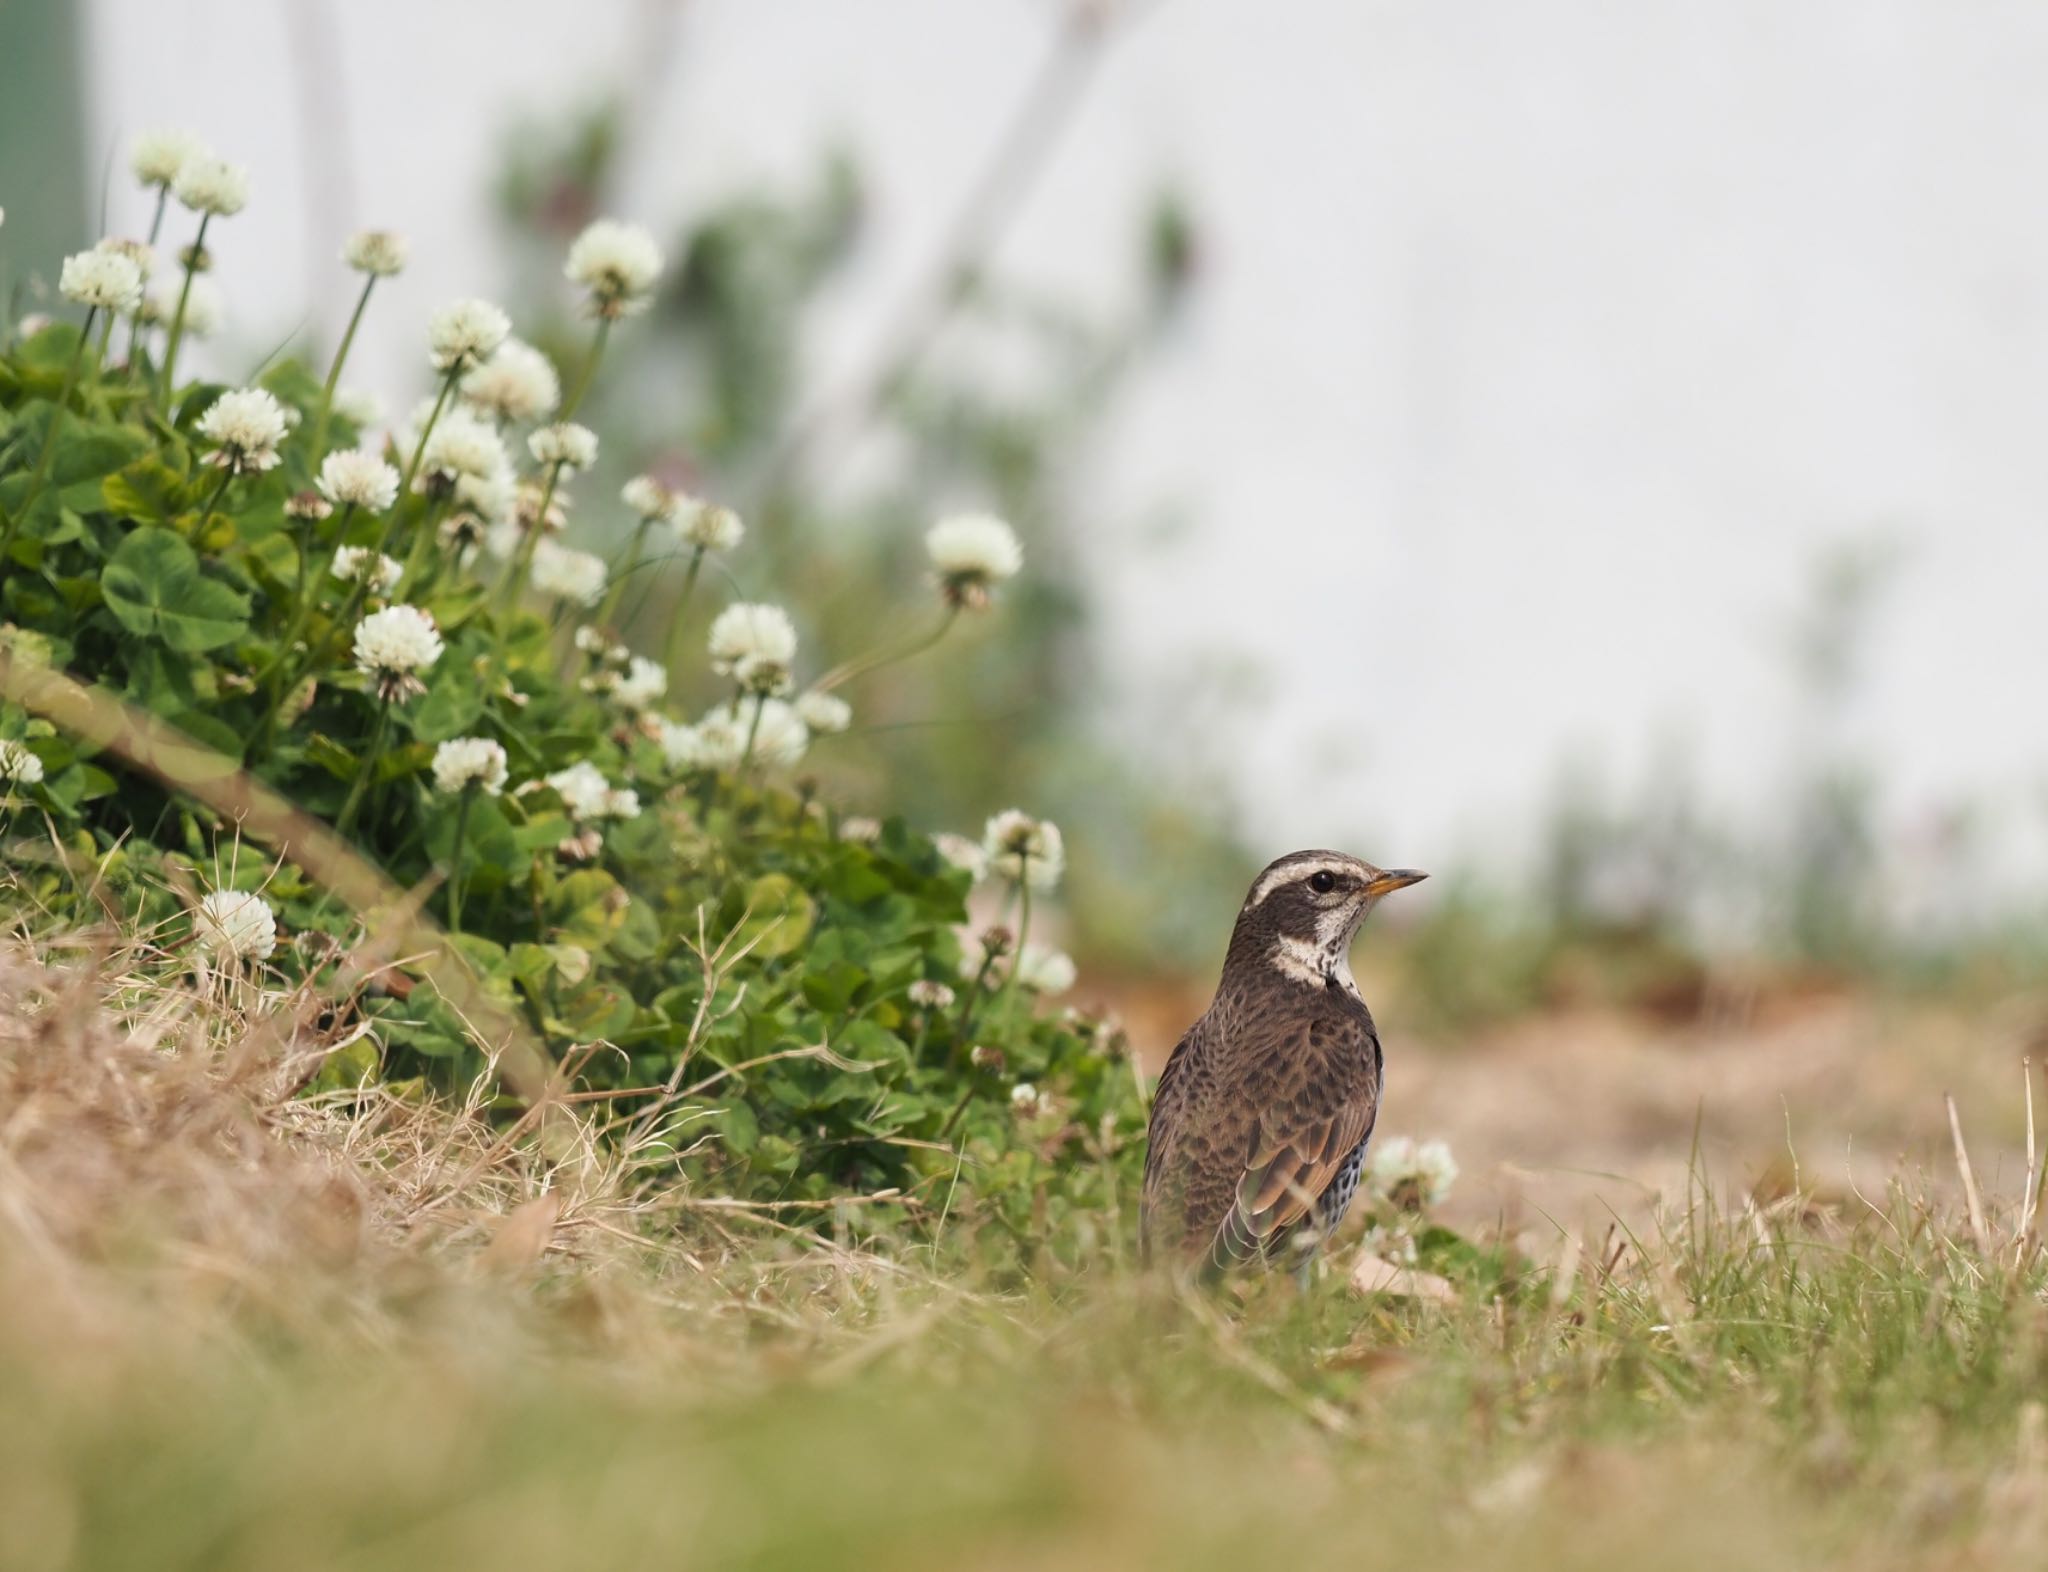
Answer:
[[1141, 850, 1426, 1278]]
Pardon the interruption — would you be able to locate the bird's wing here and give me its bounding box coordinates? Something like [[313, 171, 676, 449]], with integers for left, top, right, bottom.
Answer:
[[1140, 1018, 1207, 1263], [1207, 1010, 1381, 1271]]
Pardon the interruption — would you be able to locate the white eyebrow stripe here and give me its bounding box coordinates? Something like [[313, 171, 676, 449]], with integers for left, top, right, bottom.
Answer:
[[1247, 856, 1360, 908]]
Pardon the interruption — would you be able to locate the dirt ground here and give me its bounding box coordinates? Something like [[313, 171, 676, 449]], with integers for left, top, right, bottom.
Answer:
[[1102, 971, 2048, 1248]]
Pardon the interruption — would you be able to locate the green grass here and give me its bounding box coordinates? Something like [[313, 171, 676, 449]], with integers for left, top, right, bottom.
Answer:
[[5, 937, 2046, 1572]]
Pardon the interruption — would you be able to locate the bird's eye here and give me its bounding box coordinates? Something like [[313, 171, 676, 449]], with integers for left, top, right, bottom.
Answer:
[[1308, 871, 1336, 894]]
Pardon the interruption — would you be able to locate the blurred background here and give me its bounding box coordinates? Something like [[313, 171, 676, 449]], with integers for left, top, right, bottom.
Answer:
[[8, 0, 2048, 1214]]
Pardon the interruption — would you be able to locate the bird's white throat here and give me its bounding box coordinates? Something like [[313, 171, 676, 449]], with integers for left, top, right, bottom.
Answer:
[[1269, 932, 1362, 998]]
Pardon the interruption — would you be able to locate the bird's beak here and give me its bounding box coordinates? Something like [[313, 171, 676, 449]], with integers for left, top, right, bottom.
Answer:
[[1365, 868, 1428, 898]]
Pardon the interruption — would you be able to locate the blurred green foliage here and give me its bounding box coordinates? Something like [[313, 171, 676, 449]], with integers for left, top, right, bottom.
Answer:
[[487, 101, 1241, 973]]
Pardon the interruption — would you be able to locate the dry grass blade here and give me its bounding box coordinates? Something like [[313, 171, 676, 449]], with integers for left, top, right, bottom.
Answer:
[[1946, 1092, 1990, 1256]]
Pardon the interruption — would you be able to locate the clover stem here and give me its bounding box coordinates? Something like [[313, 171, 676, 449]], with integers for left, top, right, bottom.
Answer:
[[561, 317, 612, 420], [740, 690, 768, 773], [0, 311, 97, 567], [498, 459, 566, 609], [310, 273, 378, 461], [598, 516, 654, 627], [157, 211, 211, 405], [334, 696, 391, 839], [995, 880, 1032, 1027], [446, 785, 475, 934], [811, 607, 958, 695], [92, 311, 116, 384], [395, 368, 460, 520], [661, 546, 707, 683]]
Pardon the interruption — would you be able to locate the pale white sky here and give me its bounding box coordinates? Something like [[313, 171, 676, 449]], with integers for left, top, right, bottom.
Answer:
[[82, 0, 2048, 904]]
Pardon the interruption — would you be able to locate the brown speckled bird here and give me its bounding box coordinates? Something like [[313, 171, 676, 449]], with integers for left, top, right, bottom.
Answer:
[[1142, 851, 1426, 1277]]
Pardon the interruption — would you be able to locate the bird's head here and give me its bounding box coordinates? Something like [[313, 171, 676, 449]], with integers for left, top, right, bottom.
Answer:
[[1226, 850, 1427, 990]]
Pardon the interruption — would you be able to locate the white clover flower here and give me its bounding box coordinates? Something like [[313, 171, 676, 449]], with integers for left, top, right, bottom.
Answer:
[[934, 832, 989, 883], [530, 540, 607, 607], [926, 513, 1023, 610], [1015, 945, 1077, 996], [564, 218, 664, 318], [351, 604, 443, 702], [574, 625, 617, 658], [318, 448, 400, 512], [794, 691, 851, 735], [172, 156, 249, 217], [94, 236, 156, 281], [428, 297, 511, 373], [1368, 1137, 1459, 1211], [908, 979, 955, 1011], [480, 520, 523, 562], [0, 740, 44, 785], [461, 338, 559, 424], [839, 816, 882, 845], [528, 421, 597, 473], [59, 248, 143, 313], [696, 699, 809, 769], [431, 736, 508, 795], [329, 547, 403, 594], [195, 890, 276, 962], [1010, 1082, 1044, 1115], [656, 719, 706, 770], [196, 387, 289, 474], [342, 229, 408, 277], [707, 602, 797, 688], [543, 760, 637, 821], [456, 470, 516, 526], [680, 502, 743, 554], [132, 128, 205, 189], [333, 386, 383, 428], [621, 475, 677, 521], [983, 809, 1064, 891], [418, 408, 511, 489], [612, 656, 667, 710]]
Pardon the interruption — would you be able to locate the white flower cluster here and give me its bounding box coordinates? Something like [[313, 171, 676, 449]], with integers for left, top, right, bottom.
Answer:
[[195, 890, 276, 962], [352, 604, 443, 701], [131, 128, 204, 189], [983, 809, 1064, 891], [684, 502, 744, 554], [707, 602, 798, 696], [528, 422, 597, 473], [544, 761, 640, 822], [1368, 1137, 1459, 1211], [173, 156, 249, 217], [933, 833, 989, 882], [613, 656, 667, 710], [59, 247, 143, 313], [463, 339, 559, 424], [428, 297, 511, 373], [565, 218, 664, 318], [926, 513, 1023, 609], [660, 698, 810, 772], [0, 740, 44, 785], [794, 691, 850, 734], [417, 407, 513, 520], [1014, 945, 1077, 996], [329, 547, 402, 594], [531, 540, 607, 606], [318, 449, 400, 513], [432, 737, 508, 796], [196, 388, 289, 474], [908, 979, 956, 1011], [343, 229, 408, 277]]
